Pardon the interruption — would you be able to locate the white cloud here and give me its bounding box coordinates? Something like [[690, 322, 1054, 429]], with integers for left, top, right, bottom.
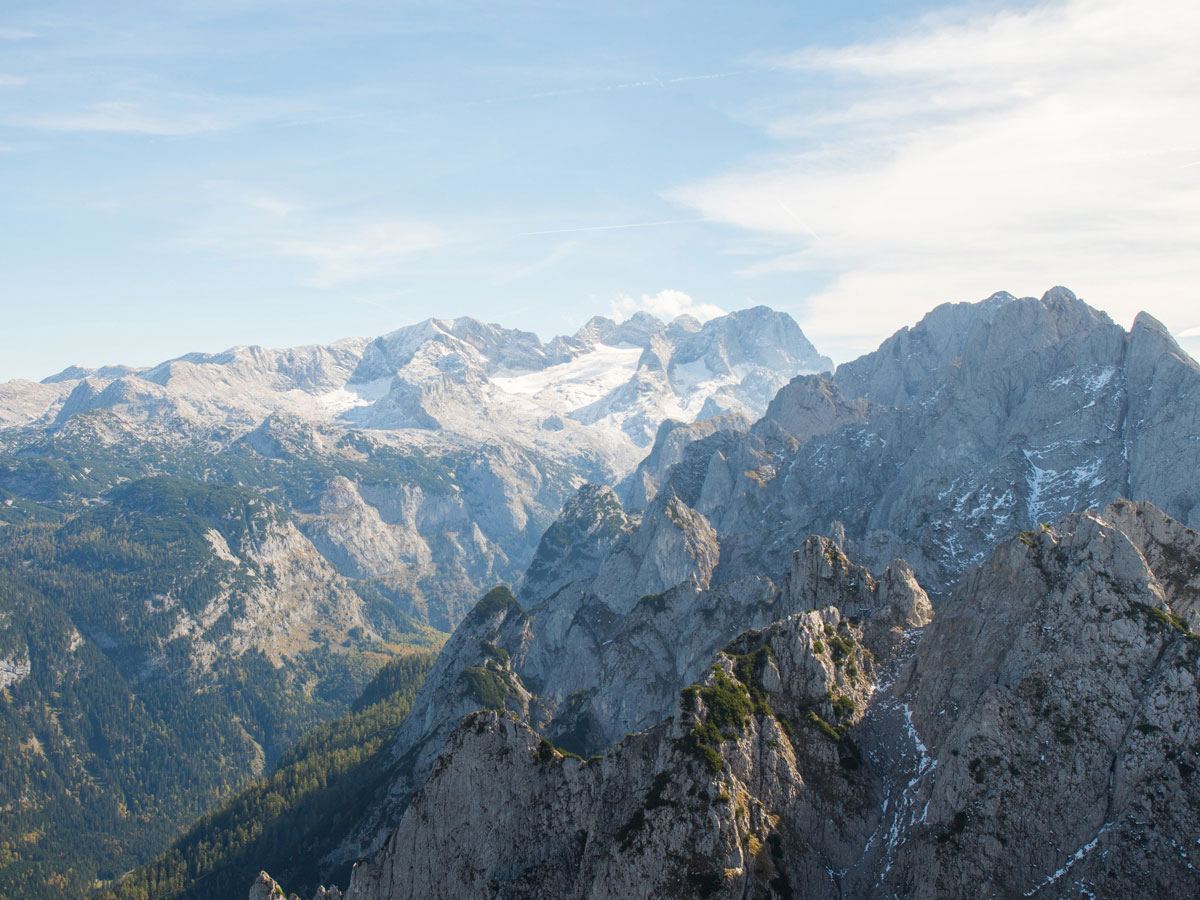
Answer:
[[269, 220, 449, 287], [244, 195, 300, 217], [27, 100, 236, 135], [0, 28, 36, 40], [186, 184, 449, 287], [611, 289, 725, 323], [0, 74, 26, 86], [670, 0, 1200, 361], [21, 92, 307, 136]]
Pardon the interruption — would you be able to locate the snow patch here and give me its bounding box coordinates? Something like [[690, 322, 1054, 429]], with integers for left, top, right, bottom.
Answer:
[[1022, 824, 1111, 896], [493, 345, 644, 413]]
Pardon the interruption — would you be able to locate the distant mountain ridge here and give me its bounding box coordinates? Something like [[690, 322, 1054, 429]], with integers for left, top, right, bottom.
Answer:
[[3, 306, 829, 462], [0, 305, 827, 632]]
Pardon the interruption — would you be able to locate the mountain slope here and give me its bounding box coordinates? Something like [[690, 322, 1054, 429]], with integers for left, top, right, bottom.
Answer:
[[323, 501, 1200, 899], [0, 305, 827, 897], [104, 651, 436, 900], [0, 477, 437, 900], [391, 287, 1200, 781]]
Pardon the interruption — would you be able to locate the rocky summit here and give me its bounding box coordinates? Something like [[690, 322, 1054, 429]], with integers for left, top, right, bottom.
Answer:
[[239, 289, 1200, 900], [318, 501, 1200, 900]]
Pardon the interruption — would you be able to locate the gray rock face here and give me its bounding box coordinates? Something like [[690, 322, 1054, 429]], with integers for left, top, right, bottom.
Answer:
[[319, 529, 927, 874], [615, 413, 751, 510], [311, 500, 1199, 900], [520, 484, 637, 607], [869, 500, 1200, 898], [415, 286, 1199, 787], [249, 870, 343, 900], [249, 871, 286, 900], [634, 288, 1200, 602], [338, 599, 893, 900]]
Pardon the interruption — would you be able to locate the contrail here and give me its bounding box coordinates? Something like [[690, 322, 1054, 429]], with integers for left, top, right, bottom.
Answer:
[[666, 71, 743, 84], [774, 197, 820, 240], [520, 218, 707, 237]]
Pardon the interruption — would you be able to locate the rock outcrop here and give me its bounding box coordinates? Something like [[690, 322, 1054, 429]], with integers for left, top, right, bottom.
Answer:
[[261, 288, 1200, 894], [283, 500, 1200, 900], [601, 288, 1200, 605]]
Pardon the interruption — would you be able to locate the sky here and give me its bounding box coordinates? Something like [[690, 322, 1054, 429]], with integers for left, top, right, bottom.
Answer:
[[1, 0, 1198, 381]]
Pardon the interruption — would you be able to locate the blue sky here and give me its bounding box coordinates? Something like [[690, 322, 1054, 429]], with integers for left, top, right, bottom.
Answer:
[[2, 0, 1198, 381]]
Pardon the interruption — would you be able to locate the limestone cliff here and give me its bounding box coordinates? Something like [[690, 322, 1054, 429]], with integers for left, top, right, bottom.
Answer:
[[262, 501, 1200, 899]]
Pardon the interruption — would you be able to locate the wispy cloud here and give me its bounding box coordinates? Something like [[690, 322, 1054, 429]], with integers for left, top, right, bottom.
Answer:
[[0, 74, 26, 86], [27, 100, 232, 135], [186, 184, 450, 287], [0, 28, 36, 40], [612, 289, 724, 323], [17, 90, 309, 136], [268, 220, 449, 287], [670, 0, 1200, 360]]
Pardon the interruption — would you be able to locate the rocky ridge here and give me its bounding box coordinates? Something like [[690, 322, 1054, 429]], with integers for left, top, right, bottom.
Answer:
[[388, 287, 1200, 776], [305, 500, 1200, 899], [248, 289, 1200, 898], [595, 288, 1200, 608]]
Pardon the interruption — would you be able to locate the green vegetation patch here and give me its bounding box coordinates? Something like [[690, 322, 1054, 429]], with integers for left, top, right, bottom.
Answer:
[[463, 586, 523, 628], [807, 710, 846, 742], [458, 665, 518, 710], [677, 665, 759, 776], [103, 651, 436, 900], [827, 634, 855, 663], [1133, 602, 1197, 638], [535, 736, 582, 763], [830, 694, 856, 718], [727, 645, 775, 719], [481, 641, 510, 666], [697, 668, 753, 734]]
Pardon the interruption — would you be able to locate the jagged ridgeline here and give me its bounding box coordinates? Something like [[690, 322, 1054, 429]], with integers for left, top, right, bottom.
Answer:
[[244, 290, 1200, 898], [1, 306, 829, 632], [328, 501, 1200, 899], [100, 651, 436, 900]]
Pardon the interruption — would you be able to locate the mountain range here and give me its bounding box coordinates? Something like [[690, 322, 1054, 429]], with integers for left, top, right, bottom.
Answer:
[[1, 306, 828, 631], [0, 305, 827, 898], [4, 287, 1200, 899], [230, 287, 1200, 899]]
